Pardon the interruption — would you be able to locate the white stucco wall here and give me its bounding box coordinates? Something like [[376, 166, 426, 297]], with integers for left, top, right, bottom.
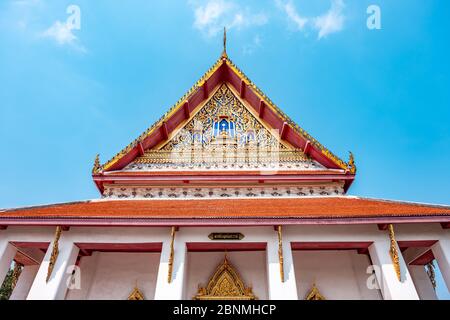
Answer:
[[183, 251, 268, 300], [293, 250, 382, 300], [66, 252, 160, 300]]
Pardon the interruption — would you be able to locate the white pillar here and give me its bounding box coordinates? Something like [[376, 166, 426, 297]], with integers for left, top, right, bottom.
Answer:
[[0, 241, 17, 285], [266, 236, 298, 300], [408, 265, 437, 300], [27, 236, 79, 300], [154, 239, 186, 300], [368, 240, 419, 300], [431, 239, 450, 291], [10, 265, 39, 300]]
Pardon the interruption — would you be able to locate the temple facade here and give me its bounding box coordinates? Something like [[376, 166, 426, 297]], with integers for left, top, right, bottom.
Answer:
[[1, 35, 449, 300]]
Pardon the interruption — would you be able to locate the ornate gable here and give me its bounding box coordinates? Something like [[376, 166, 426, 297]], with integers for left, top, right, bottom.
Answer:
[[92, 33, 357, 195], [94, 54, 354, 175], [162, 84, 283, 151], [126, 84, 322, 171]]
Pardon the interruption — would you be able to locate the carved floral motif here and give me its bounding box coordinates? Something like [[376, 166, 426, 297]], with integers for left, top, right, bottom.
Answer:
[[102, 183, 344, 200], [129, 84, 320, 170]]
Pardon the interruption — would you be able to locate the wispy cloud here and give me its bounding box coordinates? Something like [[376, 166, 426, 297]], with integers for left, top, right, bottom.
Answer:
[[191, 0, 268, 37], [41, 20, 86, 53], [243, 35, 262, 55], [277, 0, 307, 30], [313, 0, 345, 39], [276, 0, 346, 39]]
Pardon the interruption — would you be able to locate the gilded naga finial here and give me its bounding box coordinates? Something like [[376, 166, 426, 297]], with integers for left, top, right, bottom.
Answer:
[[92, 154, 101, 174], [222, 27, 228, 58], [347, 151, 356, 174]]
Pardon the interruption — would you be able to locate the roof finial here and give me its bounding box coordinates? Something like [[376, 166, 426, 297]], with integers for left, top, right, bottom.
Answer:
[[222, 26, 228, 58], [92, 154, 101, 174], [347, 151, 356, 174]]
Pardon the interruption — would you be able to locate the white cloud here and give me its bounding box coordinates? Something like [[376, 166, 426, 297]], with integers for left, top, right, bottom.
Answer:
[[276, 0, 345, 40], [278, 0, 307, 30], [42, 21, 75, 45], [191, 0, 268, 37], [41, 20, 85, 52], [313, 0, 345, 39]]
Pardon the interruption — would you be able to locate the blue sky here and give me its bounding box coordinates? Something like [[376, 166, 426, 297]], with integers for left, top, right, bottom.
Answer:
[[0, 0, 449, 298]]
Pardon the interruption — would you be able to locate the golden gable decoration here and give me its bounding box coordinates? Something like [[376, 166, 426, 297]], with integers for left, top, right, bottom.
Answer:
[[132, 84, 312, 168], [194, 254, 256, 300], [305, 283, 325, 300], [159, 84, 288, 151], [128, 285, 145, 300]]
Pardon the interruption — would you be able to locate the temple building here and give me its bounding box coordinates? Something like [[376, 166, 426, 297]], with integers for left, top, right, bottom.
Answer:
[[1, 31, 449, 300]]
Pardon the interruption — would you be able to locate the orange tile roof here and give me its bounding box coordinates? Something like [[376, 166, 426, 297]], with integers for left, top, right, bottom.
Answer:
[[1, 197, 449, 220]]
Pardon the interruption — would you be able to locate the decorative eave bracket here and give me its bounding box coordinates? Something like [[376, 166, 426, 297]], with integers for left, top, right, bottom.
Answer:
[[46, 226, 62, 282]]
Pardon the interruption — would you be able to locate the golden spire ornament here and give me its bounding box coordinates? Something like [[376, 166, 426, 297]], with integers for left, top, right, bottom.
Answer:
[[221, 27, 228, 58]]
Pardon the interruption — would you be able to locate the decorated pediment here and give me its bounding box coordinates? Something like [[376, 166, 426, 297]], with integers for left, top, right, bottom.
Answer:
[[127, 84, 321, 170], [194, 255, 256, 300], [162, 84, 284, 150]]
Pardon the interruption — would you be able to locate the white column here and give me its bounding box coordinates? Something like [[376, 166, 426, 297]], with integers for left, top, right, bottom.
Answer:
[[266, 236, 298, 300], [0, 241, 17, 285], [368, 240, 419, 300], [408, 265, 437, 300], [154, 239, 187, 300], [10, 265, 39, 300], [27, 236, 79, 300], [431, 239, 450, 291]]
